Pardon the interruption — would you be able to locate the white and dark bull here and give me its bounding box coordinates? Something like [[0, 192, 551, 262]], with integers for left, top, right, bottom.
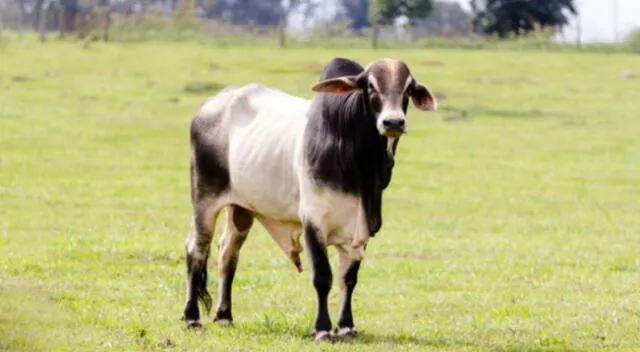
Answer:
[[182, 57, 438, 342]]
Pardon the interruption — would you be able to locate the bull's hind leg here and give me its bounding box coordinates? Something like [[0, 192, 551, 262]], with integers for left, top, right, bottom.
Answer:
[[335, 247, 363, 339], [214, 205, 254, 325], [183, 199, 222, 329]]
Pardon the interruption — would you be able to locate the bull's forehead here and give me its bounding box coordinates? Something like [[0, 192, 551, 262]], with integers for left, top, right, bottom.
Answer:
[[364, 58, 412, 93]]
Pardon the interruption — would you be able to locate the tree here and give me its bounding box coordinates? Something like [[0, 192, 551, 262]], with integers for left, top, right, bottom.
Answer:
[[204, 0, 282, 25], [471, 0, 577, 38], [369, 0, 434, 48], [341, 0, 369, 33], [370, 0, 433, 25], [414, 1, 471, 36], [278, 0, 315, 47], [200, 0, 313, 47], [59, 0, 78, 35]]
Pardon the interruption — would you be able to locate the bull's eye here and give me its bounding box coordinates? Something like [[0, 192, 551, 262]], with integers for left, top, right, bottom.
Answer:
[[370, 95, 382, 113], [368, 82, 375, 92]]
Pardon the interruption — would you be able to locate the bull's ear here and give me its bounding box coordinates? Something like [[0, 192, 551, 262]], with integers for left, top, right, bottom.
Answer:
[[410, 82, 438, 111], [311, 76, 361, 95]]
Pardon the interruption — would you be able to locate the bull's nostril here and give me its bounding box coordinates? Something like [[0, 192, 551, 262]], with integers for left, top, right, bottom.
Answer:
[[383, 118, 405, 129]]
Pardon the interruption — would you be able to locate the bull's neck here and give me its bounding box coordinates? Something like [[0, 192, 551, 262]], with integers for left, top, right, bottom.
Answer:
[[305, 93, 389, 194], [324, 93, 377, 140]]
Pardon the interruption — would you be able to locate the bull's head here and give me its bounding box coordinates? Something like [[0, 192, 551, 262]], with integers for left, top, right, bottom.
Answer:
[[311, 58, 437, 138]]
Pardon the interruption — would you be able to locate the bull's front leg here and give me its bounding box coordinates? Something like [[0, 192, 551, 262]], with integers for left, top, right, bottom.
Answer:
[[303, 221, 333, 343], [335, 247, 362, 339]]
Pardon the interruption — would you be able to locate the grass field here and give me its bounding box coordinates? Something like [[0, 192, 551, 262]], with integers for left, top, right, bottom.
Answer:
[[1, 37, 639, 351]]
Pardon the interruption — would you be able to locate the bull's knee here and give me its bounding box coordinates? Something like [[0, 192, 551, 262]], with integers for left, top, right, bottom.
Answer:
[[231, 206, 253, 233], [313, 273, 333, 296]]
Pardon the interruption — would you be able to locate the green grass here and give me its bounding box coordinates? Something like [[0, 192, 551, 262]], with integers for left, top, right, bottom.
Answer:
[[1, 37, 639, 351]]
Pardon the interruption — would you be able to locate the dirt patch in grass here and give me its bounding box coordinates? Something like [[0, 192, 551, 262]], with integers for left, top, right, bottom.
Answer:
[[468, 104, 569, 119], [382, 252, 440, 261], [434, 91, 447, 101], [262, 62, 326, 75], [184, 81, 226, 94], [301, 62, 325, 74], [418, 60, 445, 67], [11, 75, 33, 82], [473, 76, 536, 85], [209, 62, 224, 71]]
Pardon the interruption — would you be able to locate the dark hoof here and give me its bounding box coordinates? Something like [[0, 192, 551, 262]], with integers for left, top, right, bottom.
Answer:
[[334, 327, 358, 340], [314, 331, 334, 343], [213, 317, 233, 327], [184, 320, 202, 329]]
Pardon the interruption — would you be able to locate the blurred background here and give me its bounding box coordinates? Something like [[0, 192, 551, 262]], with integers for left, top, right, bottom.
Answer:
[[1, 0, 639, 52]]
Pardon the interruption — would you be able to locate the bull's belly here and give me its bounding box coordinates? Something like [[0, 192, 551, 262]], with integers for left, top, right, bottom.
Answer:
[[226, 120, 305, 222], [228, 171, 301, 221]]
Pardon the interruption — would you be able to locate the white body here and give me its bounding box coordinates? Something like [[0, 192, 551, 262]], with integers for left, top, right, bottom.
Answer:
[[197, 84, 371, 265]]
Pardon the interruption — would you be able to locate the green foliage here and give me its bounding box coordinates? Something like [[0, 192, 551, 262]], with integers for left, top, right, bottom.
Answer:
[[1, 39, 640, 351], [369, 0, 434, 25], [204, 0, 284, 25], [626, 27, 640, 54], [0, 33, 7, 52], [473, 0, 578, 38], [174, 0, 200, 26], [107, 7, 206, 42]]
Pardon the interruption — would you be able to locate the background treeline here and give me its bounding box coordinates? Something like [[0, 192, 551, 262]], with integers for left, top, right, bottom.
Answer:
[[1, 0, 639, 52]]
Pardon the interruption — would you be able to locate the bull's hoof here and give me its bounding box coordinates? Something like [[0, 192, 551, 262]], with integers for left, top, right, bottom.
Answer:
[[184, 320, 202, 329], [213, 317, 233, 327], [313, 330, 334, 343], [334, 326, 358, 340]]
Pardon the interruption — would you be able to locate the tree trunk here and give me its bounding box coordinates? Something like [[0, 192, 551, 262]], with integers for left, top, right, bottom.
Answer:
[[277, 14, 286, 48], [18, 0, 26, 36], [372, 21, 380, 49], [38, 0, 48, 42], [59, 6, 65, 38], [82, 11, 94, 48], [575, 11, 581, 50], [102, 6, 112, 41], [33, 0, 44, 29], [442, 5, 451, 37]]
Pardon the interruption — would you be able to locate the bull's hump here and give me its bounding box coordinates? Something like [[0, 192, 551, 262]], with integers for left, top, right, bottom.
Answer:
[[239, 84, 311, 117]]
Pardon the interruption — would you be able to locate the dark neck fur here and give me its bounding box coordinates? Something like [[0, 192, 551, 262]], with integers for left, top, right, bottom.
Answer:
[[304, 57, 399, 235], [304, 91, 396, 236], [305, 92, 387, 192]]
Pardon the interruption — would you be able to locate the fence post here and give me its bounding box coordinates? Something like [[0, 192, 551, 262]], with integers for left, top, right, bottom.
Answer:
[[38, 0, 49, 42]]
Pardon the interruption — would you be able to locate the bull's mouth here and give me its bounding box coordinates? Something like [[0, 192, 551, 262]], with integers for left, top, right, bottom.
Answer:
[[381, 128, 406, 138], [377, 117, 407, 138]]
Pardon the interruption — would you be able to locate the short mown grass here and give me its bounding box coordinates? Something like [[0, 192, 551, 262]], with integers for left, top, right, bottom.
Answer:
[[0, 37, 639, 351]]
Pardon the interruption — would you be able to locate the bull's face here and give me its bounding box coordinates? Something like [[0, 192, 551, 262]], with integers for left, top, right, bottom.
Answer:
[[311, 58, 437, 138]]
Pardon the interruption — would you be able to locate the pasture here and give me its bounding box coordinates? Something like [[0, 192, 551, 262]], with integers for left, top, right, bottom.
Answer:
[[0, 38, 639, 351]]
